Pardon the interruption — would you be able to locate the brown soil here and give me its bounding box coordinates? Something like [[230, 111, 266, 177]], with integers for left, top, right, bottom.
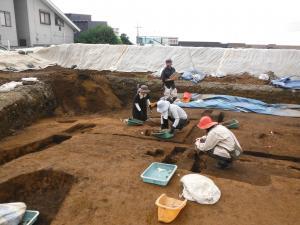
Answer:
[[0, 66, 122, 115], [0, 170, 75, 225], [0, 67, 299, 225], [204, 73, 269, 85], [0, 108, 299, 225]]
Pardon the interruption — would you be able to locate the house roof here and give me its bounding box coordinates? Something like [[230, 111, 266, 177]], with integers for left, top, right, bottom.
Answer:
[[42, 0, 80, 32]]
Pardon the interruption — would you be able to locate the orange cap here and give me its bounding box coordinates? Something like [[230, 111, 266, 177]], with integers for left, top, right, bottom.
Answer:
[[197, 116, 218, 129]]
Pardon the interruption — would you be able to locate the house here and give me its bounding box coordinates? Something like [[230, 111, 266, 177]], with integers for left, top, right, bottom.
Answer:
[[65, 13, 107, 38], [0, 0, 80, 48]]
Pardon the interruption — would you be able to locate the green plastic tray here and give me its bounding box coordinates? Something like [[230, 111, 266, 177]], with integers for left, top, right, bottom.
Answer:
[[126, 118, 144, 126], [152, 131, 174, 139], [223, 119, 239, 129]]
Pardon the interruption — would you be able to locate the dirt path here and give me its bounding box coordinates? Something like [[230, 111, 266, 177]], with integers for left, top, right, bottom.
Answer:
[[0, 109, 299, 225]]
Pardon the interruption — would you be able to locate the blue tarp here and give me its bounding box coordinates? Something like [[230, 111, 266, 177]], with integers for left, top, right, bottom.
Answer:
[[176, 95, 300, 117], [271, 77, 300, 90]]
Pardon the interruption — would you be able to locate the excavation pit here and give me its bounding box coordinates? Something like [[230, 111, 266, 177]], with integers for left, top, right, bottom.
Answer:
[[162, 146, 206, 172], [0, 67, 299, 225], [0, 170, 76, 225], [162, 146, 187, 164]]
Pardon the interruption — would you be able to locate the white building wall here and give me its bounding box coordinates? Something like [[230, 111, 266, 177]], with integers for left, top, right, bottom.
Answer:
[[26, 0, 74, 46], [0, 0, 18, 47]]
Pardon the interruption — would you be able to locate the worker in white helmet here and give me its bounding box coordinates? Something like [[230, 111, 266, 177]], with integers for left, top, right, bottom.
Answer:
[[156, 99, 189, 134]]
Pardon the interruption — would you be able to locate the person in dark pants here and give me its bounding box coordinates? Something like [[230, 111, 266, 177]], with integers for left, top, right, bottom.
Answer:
[[132, 85, 151, 121], [195, 116, 242, 169], [161, 59, 178, 102], [156, 99, 189, 134]]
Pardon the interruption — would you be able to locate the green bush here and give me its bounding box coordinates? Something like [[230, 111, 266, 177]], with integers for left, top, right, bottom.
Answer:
[[76, 25, 120, 44], [120, 33, 132, 45]]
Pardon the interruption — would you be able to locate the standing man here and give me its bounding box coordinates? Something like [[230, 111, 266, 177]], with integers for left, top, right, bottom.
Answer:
[[195, 116, 243, 169], [157, 99, 189, 134], [161, 59, 178, 102]]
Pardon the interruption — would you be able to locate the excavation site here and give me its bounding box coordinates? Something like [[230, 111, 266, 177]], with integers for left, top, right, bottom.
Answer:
[[0, 45, 299, 225]]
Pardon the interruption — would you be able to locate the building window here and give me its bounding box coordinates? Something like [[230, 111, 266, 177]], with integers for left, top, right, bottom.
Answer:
[[55, 14, 64, 27], [39, 10, 51, 25], [0, 11, 12, 27]]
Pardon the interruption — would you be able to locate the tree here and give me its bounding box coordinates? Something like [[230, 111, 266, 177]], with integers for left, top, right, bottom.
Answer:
[[120, 33, 132, 45], [76, 25, 120, 44]]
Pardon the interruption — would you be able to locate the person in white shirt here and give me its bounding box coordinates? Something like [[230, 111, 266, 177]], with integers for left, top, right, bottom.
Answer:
[[195, 116, 242, 169], [157, 100, 189, 134]]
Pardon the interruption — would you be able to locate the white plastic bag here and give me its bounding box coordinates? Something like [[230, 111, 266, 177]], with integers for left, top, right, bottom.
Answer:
[[258, 73, 269, 80], [0, 202, 26, 225], [180, 174, 221, 204], [21, 77, 38, 82], [0, 81, 23, 92]]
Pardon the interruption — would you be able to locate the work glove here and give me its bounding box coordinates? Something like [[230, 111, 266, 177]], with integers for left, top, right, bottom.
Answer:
[[195, 136, 207, 152], [139, 111, 145, 119], [169, 126, 175, 134]]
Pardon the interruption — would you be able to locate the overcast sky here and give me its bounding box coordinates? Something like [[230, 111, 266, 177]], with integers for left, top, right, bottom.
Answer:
[[52, 0, 300, 45]]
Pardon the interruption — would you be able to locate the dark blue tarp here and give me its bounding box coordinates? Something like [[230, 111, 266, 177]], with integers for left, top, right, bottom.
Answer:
[[176, 95, 300, 117], [271, 77, 300, 90]]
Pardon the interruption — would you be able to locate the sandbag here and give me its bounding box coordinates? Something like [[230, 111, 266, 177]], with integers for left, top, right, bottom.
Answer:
[[0, 202, 27, 225], [180, 174, 221, 204]]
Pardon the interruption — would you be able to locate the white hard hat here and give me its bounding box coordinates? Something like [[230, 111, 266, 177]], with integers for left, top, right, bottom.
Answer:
[[157, 100, 170, 115]]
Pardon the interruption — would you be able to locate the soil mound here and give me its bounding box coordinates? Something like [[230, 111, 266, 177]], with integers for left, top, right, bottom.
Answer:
[[0, 82, 56, 139], [46, 69, 122, 115]]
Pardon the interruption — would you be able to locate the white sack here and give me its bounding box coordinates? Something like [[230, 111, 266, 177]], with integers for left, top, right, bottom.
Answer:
[[180, 174, 221, 204], [21, 77, 38, 82], [0, 81, 23, 92], [0, 202, 26, 225], [258, 73, 269, 80]]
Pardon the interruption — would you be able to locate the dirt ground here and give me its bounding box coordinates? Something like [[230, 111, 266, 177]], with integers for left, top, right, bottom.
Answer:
[[203, 73, 269, 85], [0, 67, 299, 225], [0, 108, 299, 225]]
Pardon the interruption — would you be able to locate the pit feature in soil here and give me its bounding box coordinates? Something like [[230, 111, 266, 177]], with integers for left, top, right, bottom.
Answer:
[[0, 123, 96, 166], [0, 170, 75, 225], [162, 146, 206, 172], [0, 133, 71, 166]]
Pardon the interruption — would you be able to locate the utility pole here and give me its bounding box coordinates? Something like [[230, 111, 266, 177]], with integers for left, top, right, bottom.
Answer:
[[136, 25, 142, 45]]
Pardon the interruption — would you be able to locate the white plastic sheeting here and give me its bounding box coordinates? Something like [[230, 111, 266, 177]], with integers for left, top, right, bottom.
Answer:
[[0, 44, 300, 78], [0, 51, 51, 71], [180, 174, 221, 204], [0, 81, 23, 92]]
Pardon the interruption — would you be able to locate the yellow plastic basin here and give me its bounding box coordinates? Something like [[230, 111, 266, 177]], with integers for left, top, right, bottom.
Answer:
[[155, 194, 187, 223]]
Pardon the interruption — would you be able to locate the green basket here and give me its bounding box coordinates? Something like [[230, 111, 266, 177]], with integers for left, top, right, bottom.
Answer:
[[223, 119, 239, 129], [126, 118, 144, 126], [152, 131, 174, 139]]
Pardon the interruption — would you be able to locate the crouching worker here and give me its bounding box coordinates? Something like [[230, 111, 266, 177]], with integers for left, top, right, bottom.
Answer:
[[195, 116, 242, 169], [132, 85, 151, 121], [157, 100, 189, 134]]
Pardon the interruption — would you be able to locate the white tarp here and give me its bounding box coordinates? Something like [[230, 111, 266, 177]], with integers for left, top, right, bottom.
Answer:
[[0, 43, 300, 78]]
